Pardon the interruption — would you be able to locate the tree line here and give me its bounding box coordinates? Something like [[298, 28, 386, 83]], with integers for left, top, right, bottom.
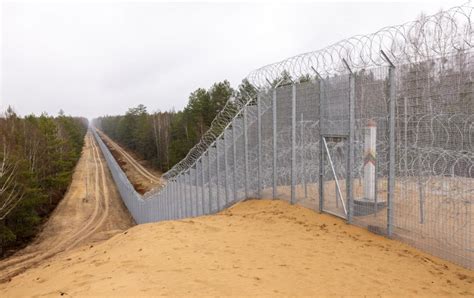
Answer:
[[94, 53, 473, 177], [94, 79, 257, 172], [0, 108, 88, 256]]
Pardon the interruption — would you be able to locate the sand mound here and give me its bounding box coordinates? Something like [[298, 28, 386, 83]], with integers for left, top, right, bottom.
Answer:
[[1, 200, 473, 296]]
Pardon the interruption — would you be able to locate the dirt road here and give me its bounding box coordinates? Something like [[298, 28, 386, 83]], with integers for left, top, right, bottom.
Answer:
[[0, 131, 134, 282], [96, 130, 162, 194]]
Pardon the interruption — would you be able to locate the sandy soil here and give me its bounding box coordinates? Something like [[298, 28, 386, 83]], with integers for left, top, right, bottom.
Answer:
[[1, 199, 472, 296], [263, 177, 474, 268], [96, 130, 163, 194], [0, 132, 135, 283]]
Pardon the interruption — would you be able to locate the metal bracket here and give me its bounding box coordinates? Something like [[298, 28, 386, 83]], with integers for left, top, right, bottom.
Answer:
[[342, 58, 353, 74], [311, 66, 323, 81], [380, 50, 395, 68]]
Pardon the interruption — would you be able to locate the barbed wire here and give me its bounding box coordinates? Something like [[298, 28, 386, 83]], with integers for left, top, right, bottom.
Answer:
[[247, 3, 473, 88], [163, 3, 473, 179]]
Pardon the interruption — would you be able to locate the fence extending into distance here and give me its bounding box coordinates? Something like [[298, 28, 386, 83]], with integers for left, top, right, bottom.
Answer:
[[93, 4, 473, 270]]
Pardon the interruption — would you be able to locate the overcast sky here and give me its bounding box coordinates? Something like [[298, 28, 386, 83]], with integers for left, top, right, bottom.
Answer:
[[1, 0, 459, 119]]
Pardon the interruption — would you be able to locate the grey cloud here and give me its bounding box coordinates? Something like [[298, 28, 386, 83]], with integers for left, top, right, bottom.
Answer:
[[1, 1, 452, 119]]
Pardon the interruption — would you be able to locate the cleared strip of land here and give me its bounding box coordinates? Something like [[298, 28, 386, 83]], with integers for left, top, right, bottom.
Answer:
[[1, 199, 472, 296], [96, 130, 163, 194], [0, 132, 134, 283]]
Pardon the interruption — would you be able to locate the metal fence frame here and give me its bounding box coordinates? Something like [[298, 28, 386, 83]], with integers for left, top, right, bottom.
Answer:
[[93, 4, 473, 270]]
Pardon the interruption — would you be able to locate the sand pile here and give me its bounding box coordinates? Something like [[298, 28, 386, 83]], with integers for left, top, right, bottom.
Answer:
[[1, 200, 473, 296]]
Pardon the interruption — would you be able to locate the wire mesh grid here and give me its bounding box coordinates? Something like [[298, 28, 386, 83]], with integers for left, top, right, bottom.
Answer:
[[246, 105, 259, 197], [208, 147, 217, 213], [93, 4, 473, 270], [295, 81, 320, 209], [233, 117, 246, 201], [390, 53, 474, 269], [260, 91, 274, 199], [275, 85, 293, 202]]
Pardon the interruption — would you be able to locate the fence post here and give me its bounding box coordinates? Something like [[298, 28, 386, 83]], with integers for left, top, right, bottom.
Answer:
[[181, 176, 184, 218], [318, 78, 324, 212], [188, 170, 192, 217], [162, 194, 165, 221], [157, 184, 162, 220], [158, 190, 162, 220], [347, 69, 355, 224], [177, 177, 181, 219], [173, 180, 177, 219], [300, 113, 307, 198], [177, 178, 181, 219], [291, 84, 296, 204], [208, 150, 212, 213], [182, 173, 187, 218], [172, 182, 175, 219], [216, 143, 221, 211], [158, 193, 161, 221], [194, 164, 199, 216], [244, 107, 249, 198], [257, 93, 262, 198], [161, 194, 164, 221], [162, 188, 165, 220], [174, 179, 180, 218], [272, 88, 277, 199], [169, 184, 172, 219], [166, 184, 170, 220], [224, 132, 229, 205], [183, 173, 191, 217], [167, 186, 171, 220], [170, 181, 174, 219], [232, 120, 237, 202], [200, 158, 205, 215], [387, 61, 396, 237], [175, 180, 178, 219], [176, 180, 180, 219], [164, 188, 167, 220], [184, 174, 187, 218]]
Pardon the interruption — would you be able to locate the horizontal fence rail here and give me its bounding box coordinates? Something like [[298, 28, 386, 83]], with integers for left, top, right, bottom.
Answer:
[[94, 4, 473, 270]]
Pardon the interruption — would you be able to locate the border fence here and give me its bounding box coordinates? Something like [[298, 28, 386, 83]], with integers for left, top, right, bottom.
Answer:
[[93, 4, 473, 270]]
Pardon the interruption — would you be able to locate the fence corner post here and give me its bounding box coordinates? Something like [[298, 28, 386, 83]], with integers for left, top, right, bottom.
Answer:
[[272, 88, 277, 199], [243, 107, 249, 199], [347, 69, 355, 224], [382, 50, 396, 238]]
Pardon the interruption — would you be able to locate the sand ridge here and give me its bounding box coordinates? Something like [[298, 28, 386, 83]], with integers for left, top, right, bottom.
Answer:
[[1, 199, 473, 296]]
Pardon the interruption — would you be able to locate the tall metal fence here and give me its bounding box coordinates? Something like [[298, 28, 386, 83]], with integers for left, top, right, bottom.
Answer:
[[94, 4, 473, 270]]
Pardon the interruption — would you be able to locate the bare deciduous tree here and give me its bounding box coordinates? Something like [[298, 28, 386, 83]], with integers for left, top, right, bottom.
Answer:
[[0, 142, 24, 220]]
